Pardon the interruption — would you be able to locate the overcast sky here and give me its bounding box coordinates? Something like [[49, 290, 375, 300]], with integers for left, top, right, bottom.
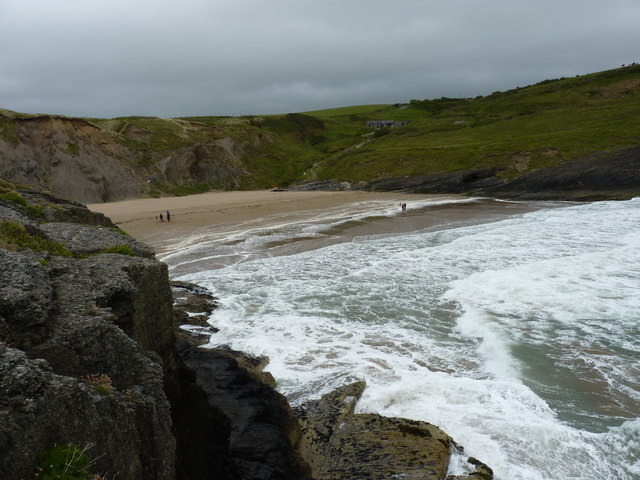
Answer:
[[1, 0, 639, 118]]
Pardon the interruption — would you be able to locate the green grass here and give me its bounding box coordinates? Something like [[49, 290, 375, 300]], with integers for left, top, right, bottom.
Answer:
[[26, 204, 45, 218], [0, 186, 46, 218], [302, 104, 394, 118], [90, 116, 220, 152], [101, 245, 136, 256], [305, 65, 640, 182], [0, 190, 28, 207], [0, 221, 73, 257], [33, 444, 94, 480], [0, 115, 20, 145], [62, 142, 79, 155]]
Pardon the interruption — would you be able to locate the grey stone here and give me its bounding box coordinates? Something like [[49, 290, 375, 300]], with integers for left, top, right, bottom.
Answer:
[[296, 382, 493, 480], [39, 222, 155, 258]]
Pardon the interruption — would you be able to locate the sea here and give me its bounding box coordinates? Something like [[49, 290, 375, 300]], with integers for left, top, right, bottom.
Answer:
[[161, 195, 640, 480]]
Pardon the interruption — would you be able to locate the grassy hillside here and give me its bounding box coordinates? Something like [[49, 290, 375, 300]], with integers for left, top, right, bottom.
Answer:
[[299, 65, 640, 184]]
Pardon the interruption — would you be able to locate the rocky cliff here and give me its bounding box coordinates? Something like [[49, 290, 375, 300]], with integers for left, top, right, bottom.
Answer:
[[0, 184, 176, 478], [0, 182, 492, 479], [0, 183, 305, 479], [0, 113, 247, 203]]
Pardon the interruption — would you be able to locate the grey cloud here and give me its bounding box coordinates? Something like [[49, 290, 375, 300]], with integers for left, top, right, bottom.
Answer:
[[1, 0, 639, 117]]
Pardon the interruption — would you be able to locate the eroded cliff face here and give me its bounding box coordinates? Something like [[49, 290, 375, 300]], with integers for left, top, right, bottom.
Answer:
[[0, 114, 247, 203]]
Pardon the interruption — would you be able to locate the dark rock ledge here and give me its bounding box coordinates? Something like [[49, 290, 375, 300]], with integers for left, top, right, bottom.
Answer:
[[0, 184, 492, 480], [290, 144, 640, 201], [295, 381, 492, 480]]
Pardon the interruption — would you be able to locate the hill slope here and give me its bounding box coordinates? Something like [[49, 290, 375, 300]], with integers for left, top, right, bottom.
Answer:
[[1, 65, 639, 202], [300, 65, 640, 199]]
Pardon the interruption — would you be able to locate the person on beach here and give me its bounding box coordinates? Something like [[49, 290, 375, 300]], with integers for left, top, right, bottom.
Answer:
[[166, 210, 171, 222], [400, 203, 407, 213], [159, 213, 163, 222]]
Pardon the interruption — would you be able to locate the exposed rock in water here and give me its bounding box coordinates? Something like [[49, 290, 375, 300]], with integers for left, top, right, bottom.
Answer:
[[177, 343, 309, 480], [171, 280, 220, 346], [295, 382, 492, 480]]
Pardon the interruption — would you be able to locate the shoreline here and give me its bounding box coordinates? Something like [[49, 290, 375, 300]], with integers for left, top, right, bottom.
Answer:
[[89, 190, 548, 281], [88, 190, 474, 255]]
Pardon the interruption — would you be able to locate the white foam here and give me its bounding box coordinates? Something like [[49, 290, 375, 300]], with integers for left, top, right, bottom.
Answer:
[[162, 196, 480, 265], [172, 198, 640, 480]]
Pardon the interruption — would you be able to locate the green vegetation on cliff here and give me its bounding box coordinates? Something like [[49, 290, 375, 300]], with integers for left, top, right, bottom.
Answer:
[[303, 65, 640, 183], [34, 444, 97, 480], [184, 65, 640, 188], [0, 221, 73, 257]]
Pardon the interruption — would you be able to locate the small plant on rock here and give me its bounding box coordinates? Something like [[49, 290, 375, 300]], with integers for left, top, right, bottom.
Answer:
[[33, 444, 93, 480], [0, 221, 73, 257], [26, 203, 45, 218], [81, 373, 113, 395], [85, 302, 101, 315], [102, 244, 136, 256], [0, 190, 28, 207], [122, 388, 136, 402]]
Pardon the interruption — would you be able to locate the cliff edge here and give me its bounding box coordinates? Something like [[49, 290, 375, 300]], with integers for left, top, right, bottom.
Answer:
[[0, 182, 306, 479], [0, 183, 175, 478]]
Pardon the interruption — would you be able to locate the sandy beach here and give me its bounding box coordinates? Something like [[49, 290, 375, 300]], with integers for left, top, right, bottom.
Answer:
[[88, 190, 452, 254], [87, 190, 542, 259]]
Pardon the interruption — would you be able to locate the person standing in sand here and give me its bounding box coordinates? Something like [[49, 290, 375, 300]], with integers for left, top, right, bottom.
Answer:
[[159, 213, 163, 222], [166, 210, 171, 222]]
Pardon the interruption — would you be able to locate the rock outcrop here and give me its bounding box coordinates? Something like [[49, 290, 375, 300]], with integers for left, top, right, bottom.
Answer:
[[292, 145, 640, 201], [176, 344, 309, 480], [0, 184, 307, 479], [482, 145, 640, 200], [295, 382, 492, 480], [0, 191, 176, 478]]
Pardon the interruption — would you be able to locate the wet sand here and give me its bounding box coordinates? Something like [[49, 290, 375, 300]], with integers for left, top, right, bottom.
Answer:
[[88, 190, 539, 266], [88, 190, 481, 255]]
